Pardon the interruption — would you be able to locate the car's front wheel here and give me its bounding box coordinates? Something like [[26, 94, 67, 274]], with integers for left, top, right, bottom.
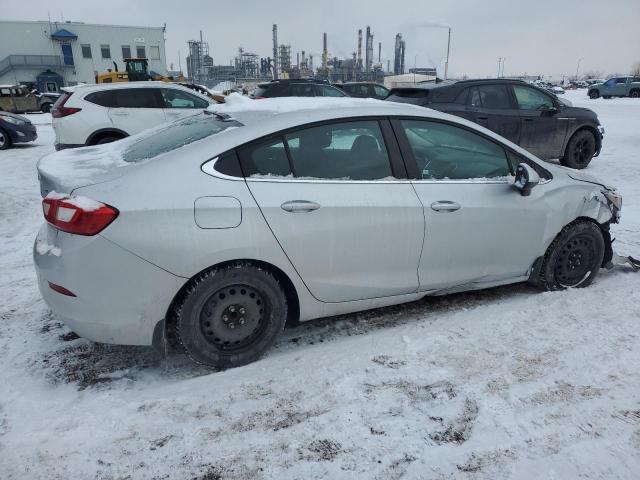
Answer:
[[0, 129, 11, 150], [588, 90, 600, 99], [534, 221, 605, 291], [41, 103, 52, 113], [561, 130, 597, 169], [175, 264, 287, 368]]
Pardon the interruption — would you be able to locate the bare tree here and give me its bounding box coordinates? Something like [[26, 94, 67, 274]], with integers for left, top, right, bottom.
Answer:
[[582, 69, 604, 80], [631, 62, 640, 76]]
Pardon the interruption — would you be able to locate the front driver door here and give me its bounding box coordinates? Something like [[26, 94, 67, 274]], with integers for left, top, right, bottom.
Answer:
[[241, 119, 424, 302], [393, 118, 548, 290], [513, 85, 566, 159]]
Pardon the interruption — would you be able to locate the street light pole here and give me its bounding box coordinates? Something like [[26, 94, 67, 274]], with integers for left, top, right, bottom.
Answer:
[[575, 57, 584, 81], [501, 57, 508, 78], [444, 27, 451, 80], [497, 57, 502, 77]]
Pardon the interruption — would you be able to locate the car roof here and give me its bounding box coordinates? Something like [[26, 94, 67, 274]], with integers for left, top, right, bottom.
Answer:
[[63, 81, 196, 93]]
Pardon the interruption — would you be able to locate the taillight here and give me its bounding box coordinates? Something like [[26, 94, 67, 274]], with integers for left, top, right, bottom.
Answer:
[[51, 92, 81, 118], [42, 194, 118, 236]]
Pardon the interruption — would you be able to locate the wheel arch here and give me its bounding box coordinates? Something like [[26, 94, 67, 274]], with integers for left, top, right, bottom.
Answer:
[[85, 128, 129, 145], [561, 125, 602, 159], [164, 258, 301, 348]]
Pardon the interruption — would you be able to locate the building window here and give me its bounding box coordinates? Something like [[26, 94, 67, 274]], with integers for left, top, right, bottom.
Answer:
[[121, 45, 131, 59], [136, 46, 146, 58], [81, 44, 92, 59], [101, 44, 111, 59], [149, 46, 160, 60]]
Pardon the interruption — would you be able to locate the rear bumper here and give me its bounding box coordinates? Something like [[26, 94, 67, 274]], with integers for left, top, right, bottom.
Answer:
[[54, 143, 84, 151], [33, 224, 184, 345]]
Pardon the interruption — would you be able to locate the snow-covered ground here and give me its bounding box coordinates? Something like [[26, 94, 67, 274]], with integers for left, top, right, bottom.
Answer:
[[1, 90, 640, 479]]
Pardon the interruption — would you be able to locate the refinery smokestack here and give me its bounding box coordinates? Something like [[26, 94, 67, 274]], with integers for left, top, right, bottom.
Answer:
[[272, 24, 278, 80], [378, 42, 381, 63], [357, 29, 363, 72], [322, 32, 328, 71], [365, 26, 373, 74]]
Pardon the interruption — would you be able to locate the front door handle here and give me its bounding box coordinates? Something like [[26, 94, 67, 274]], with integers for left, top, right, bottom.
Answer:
[[281, 200, 321, 213], [477, 116, 489, 120], [431, 201, 461, 212]]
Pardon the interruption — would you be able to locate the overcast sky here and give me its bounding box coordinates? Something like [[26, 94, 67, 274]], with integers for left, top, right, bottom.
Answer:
[[3, 0, 638, 78]]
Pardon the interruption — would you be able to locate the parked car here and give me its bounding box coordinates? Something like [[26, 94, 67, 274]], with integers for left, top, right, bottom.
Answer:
[[386, 79, 604, 169], [35, 99, 621, 368], [335, 82, 390, 99], [0, 84, 40, 114], [250, 79, 348, 98], [51, 81, 215, 150], [588, 77, 640, 99], [37, 92, 61, 113], [0, 110, 37, 149]]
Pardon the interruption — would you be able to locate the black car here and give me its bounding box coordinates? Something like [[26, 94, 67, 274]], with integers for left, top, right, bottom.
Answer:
[[0, 111, 38, 150], [336, 82, 390, 99], [386, 79, 604, 169], [251, 79, 348, 98]]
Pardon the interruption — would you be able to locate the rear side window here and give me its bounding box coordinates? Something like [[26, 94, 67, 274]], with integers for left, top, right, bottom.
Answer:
[[474, 85, 512, 109], [319, 85, 346, 97], [239, 138, 291, 177], [400, 120, 510, 180], [290, 84, 316, 96], [374, 85, 389, 97], [85, 90, 118, 107], [115, 88, 161, 108], [122, 113, 242, 163], [285, 120, 392, 180]]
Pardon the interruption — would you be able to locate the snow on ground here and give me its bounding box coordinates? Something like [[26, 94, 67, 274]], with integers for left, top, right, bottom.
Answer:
[[1, 92, 640, 479]]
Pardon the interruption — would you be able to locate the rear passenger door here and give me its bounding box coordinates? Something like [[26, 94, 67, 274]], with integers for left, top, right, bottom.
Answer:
[[160, 88, 210, 122], [240, 119, 424, 302], [107, 88, 166, 135], [464, 84, 521, 144], [290, 83, 316, 96]]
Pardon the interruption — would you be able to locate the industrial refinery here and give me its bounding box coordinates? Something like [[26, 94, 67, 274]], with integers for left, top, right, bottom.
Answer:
[[184, 24, 423, 87]]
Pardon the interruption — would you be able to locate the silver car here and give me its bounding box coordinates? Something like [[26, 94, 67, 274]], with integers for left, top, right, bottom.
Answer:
[[34, 99, 622, 368]]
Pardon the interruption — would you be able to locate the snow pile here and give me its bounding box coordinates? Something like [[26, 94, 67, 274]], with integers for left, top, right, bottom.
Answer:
[[208, 92, 387, 115], [35, 238, 61, 256]]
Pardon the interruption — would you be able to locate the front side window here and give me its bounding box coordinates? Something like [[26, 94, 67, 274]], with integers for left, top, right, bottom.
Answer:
[[615, 77, 628, 84], [471, 85, 512, 109], [149, 46, 161, 60], [136, 46, 146, 58], [374, 85, 389, 97], [604, 78, 616, 87], [401, 120, 510, 180], [161, 89, 209, 108], [100, 44, 111, 59], [513, 86, 554, 110], [81, 44, 92, 59], [121, 45, 131, 59], [319, 85, 346, 97], [285, 120, 392, 180], [290, 83, 316, 96], [115, 88, 161, 108]]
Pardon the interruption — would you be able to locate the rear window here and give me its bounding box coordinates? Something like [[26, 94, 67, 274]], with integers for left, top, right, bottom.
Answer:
[[122, 113, 242, 163], [386, 90, 429, 105], [85, 90, 117, 107]]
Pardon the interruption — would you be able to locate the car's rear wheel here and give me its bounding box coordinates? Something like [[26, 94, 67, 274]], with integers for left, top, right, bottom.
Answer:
[[0, 129, 11, 150], [603, 95, 611, 99], [630, 89, 640, 98], [561, 130, 596, 169], [588, 90, 600, 99], [95, 135, 123, 145], [534, 221, 605, 291], [175, 264, 287, 368], [41, 103, 52, 113]]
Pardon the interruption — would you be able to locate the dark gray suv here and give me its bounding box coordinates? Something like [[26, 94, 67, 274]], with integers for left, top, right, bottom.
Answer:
[[387, 79, 604, 169]]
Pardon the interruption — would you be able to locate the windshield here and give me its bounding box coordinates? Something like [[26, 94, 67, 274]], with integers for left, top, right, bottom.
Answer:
[[122, 113, 242, 163]]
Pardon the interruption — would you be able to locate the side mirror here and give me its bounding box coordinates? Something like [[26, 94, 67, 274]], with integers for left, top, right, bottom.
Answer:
[[513, 163, 540, 196]]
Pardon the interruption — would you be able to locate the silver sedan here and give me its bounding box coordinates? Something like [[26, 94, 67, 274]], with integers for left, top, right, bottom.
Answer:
[[34, 99, 622, 367]]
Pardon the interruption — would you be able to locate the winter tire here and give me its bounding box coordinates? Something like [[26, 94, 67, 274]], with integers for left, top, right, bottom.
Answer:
[[95, 135, 123, 145], [41, 103, 52, 113], [630, 90, 640, 98], [175, 264, 287, 368], [560, 130, 596, 169], [588, 90, 599, 99], [535, 221, 605, 291], [0, 129, 10, 150]]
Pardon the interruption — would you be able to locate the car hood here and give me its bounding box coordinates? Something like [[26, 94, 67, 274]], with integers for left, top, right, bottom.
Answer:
[[0, 110, 30, 123]]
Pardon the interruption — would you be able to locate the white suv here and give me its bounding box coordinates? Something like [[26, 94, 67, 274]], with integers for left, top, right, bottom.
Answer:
[[51, 81, 214, 150]]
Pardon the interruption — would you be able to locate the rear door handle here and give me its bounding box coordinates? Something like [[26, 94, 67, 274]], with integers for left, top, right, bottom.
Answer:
[[431, 201, 461, 212], [523, 118, 534, 122], [281, 200, 321, 213]]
